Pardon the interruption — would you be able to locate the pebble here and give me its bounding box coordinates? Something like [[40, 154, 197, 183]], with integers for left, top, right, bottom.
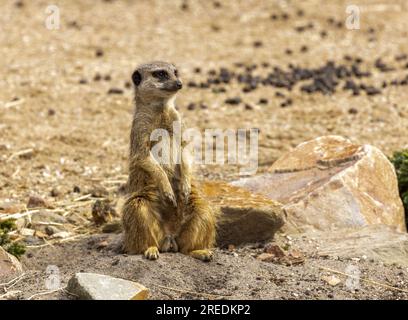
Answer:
[[45, 225, 60, 236], [180, 2, 188, 10], [395, 54, 407, 61], [375, 58, 394, 72], [95, 49, 104, 57], [300, 45, 308, 53], [225, 97, 242, 105], [107, 88, 124, 95], [213, 1, 221, 8], [20, 228, 35, 237], [296, 9, 304, 17], [27, 195, 48, 208], [365, 86, 381, 96], [50, 187, 61, 197], [187, 103, 196, 110]]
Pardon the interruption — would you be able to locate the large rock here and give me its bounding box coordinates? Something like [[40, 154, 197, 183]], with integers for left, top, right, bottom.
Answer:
[[232, 136, 406, 233], [0, 246, 23, 280], [67, 273, 149, 300], [201, 181, 285, 246], [295, 225, 408, 267]]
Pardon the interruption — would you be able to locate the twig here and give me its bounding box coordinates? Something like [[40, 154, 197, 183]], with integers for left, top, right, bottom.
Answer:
[[73, 194, 92, 202], [318, 266, 408, 294], [11, 166, 20, 178], [27, 288, 63, 300], [69, 211, 90, 223], [62, 201, 94, 212], [62, 288, 79, 298], [4, 99, 25, 109], [0, 290, 22, 300], [42, 236, 56, 249], [102, 180, 126, 185], [0, 273, 26, 288], [0, 210, 39, 222], [4, 274, 26, 291], [58, 233, 90, 243], [31, 221, 64, 226], [6, 148, 33, 162], [154, 284, 232, 299], [25, 233, 91, 249]]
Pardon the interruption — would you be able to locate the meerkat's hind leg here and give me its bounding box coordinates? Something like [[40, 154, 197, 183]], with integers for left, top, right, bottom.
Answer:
[[189, 249, 213, 262], [122, 192, 164, 258], [176, 184, 216, 262]]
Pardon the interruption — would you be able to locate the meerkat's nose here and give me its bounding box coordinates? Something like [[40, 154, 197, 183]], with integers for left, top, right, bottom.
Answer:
[[175, 80, 183, 90]]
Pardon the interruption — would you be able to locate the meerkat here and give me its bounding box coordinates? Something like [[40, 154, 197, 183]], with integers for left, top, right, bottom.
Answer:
[[122, 61, 216, 261]]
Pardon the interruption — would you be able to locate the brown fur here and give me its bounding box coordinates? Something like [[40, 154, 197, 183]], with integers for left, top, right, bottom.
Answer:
[[122, 61, 216, 261]]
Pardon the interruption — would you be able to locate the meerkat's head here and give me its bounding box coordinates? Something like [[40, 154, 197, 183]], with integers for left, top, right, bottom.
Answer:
[[131, 61, 182, 102]]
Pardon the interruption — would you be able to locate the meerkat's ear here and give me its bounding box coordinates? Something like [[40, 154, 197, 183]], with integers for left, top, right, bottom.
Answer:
[[132, 70, 142, 86]]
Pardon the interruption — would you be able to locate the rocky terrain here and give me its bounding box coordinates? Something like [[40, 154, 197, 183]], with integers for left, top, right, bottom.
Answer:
[[1, 0, 408, 300]]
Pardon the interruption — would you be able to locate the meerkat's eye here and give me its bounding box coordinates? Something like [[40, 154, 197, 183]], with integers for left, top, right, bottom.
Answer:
[[174, 69, 179, 77], [152, 70, 169, 80]]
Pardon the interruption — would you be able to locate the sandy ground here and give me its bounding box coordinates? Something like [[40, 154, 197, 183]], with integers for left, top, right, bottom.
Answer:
[[1, 0, 408, 299], [12, 233, 408, 300]]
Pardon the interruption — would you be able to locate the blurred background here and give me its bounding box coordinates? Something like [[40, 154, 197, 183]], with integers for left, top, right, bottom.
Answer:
[[1, 0, 408, 200]]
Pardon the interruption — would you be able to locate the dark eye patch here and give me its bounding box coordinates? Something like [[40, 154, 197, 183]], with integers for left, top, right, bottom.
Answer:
[[152, 70, 169, 80], [174, 69, 179, 77]]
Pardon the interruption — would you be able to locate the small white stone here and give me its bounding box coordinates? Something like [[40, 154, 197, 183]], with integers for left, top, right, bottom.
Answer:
[[67, 273, 149, 300], [20, 228, 35, 236]]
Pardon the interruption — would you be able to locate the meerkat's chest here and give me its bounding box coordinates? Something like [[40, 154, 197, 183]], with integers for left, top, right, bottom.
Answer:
[[149, 122, 182, 170]]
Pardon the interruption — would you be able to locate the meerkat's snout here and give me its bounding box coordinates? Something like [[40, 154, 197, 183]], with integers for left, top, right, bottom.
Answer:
[[161, 78, 182, 92], [175, 79, 183, 90]]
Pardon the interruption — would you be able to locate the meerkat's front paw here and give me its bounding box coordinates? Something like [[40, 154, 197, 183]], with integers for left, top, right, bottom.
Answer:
[[162, 189, 177, 208], [144, 246, 160, 260], [180, 181, 191, 204], [160, 235, 178, 253], [189, 249, 213, 262]]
